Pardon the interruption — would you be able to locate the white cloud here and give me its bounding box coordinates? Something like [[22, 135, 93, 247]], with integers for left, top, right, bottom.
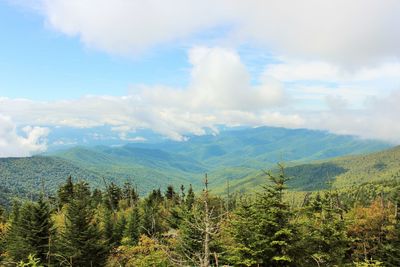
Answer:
[[0, 47, 298, 150], [264, 60, 400, 83], [0, 114, 49, 157], [38, 0, 228, 55], [303, 90, 400, 143], [24, 0, 400, 66]]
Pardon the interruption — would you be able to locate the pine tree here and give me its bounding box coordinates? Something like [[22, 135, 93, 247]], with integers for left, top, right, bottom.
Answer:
[[105, 182, 122, 211], [186, 184, 195, 210], [165, 185, 176, 201], [103, 208, 115, 247], [142, 195, 164, 236], [26, 196, 54, 265], [228, 164, 297, 266], [122, 182, 138, 207], [6, 197, 54, 265], [59, 194, 107, 266], [125, 206, 141, 245], [57, 176, 74, 207], [298, 192, 349, 266], [6, 201, 33, 262]]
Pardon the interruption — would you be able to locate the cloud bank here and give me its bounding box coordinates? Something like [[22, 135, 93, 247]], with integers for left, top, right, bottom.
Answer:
[[1, 46, 400, 155], [35, 0, 400, 66], [3, 1, 400, 156], [0, 115, 49, 157], [0, 47, 299, 150]]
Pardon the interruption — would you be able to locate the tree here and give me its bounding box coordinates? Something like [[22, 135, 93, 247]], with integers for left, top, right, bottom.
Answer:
[[26, 196, 54, 265], [186, 184, 195, 210], [104, 182, 122, 211], [122, 182, 138, 208], [124, 206, 141, 245], [58, 193, 107, 266], [57, 176, 74, 207], [298, 191, 350, 266], [177, 174, 224, 267], [6, 197, 54, 265], [228, 164, 297, 266]]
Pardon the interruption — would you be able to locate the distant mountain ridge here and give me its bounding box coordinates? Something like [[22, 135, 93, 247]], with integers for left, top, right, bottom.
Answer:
[[0, 126, 394, 203], [215, 145, 400, 194]]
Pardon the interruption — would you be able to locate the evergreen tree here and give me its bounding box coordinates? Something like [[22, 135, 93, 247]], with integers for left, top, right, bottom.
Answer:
[[105, 182, 122, 211], [125, 206, 141, 245], [228, 165, 297, 266], [59, 194, 107, 266], [142, 195, 164, 236], [57, 176, 74, 206], [165, 185, 176, 201], [113, 215, 127, 246], [91, 189, 103, 208], [186, 184, 195, 210], [6, 198, 54, 265], [6, 201, 33, 262], [298, 192, 349, 266], [102, 208, 115, 247], [122, 182, 138, 207], [25, 196, 54, 266]]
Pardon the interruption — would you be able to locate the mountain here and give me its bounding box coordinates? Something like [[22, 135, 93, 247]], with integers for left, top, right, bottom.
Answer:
[[135, 126, 390, 168], [0, 126, 393, 204], [53, 146, 207, 191], [0, 156, 103, 206], [217, 145, 400, 194]]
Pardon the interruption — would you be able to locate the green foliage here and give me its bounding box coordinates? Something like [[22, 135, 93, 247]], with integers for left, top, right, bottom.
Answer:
[[1, 127, 390, 206], [58, 185, 108, 267], [227, 165, 297, 266], [124, 206, 141, 245], [6, 197, 54, 265], [17, 254, 44, 267], [0, 157, 102, 207], [217, 145, 400, 194]]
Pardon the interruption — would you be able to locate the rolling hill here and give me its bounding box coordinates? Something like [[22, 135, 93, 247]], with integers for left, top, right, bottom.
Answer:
[[0, 126, 394, 204], [216, 145, 400, 195]]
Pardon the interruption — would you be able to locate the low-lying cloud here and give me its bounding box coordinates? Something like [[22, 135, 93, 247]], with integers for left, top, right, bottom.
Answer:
[[0, 115, 49, 157], [0, 47, 299, 156], [1, 46, 400, 157]]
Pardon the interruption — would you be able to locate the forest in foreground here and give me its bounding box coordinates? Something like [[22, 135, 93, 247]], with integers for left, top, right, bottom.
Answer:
[[1, 165, 400, 266]]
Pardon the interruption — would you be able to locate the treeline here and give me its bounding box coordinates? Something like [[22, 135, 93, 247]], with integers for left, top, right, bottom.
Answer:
[[1, 167, 400, 266]]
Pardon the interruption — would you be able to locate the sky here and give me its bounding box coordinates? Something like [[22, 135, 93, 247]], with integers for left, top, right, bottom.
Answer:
[[1, 0, 400, 157]]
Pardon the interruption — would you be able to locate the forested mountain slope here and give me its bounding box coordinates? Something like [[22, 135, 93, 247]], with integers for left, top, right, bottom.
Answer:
[[0, 156, 103, 206], [218, 145, 400, 194], [0, 127, 394, 205]]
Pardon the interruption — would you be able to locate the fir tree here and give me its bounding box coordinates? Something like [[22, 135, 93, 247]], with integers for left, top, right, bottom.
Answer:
[[186, 184, 195, 210], [26, 196, 54, 265], [105, 182, 122, 211], [125, 205, 141, 245], [57, 176, 74, 207], [122, 182, 138, 207], [59, 195, 107, 266], [6, 197, 54, 265], [228, 165, 297, 266]]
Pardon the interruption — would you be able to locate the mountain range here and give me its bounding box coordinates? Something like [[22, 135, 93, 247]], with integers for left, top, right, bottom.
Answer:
[[0, 126, 395, 205]]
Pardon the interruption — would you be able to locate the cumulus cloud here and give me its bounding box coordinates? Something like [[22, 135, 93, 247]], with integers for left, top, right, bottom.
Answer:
[[25, 0, 400, 66], [304, 90, 400, 143], [0, 115, 49, 157], [0, 47, 298, 151]]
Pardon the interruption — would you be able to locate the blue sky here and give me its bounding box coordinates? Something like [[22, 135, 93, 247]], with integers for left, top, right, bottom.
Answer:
[[0, 1, 195, 100], [1, 0, 400, 156]]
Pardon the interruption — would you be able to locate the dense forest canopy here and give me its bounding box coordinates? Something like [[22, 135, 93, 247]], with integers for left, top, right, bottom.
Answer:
[[1, 166, 400, 266]]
